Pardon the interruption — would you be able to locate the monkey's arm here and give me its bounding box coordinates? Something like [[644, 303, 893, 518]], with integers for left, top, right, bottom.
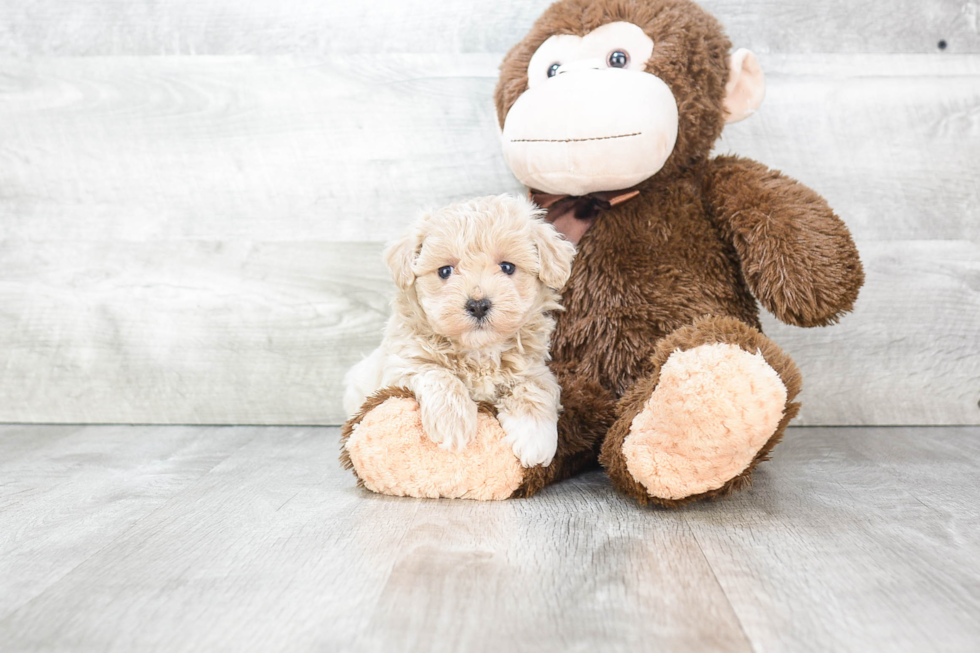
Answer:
[[704, 155, 864, 327]]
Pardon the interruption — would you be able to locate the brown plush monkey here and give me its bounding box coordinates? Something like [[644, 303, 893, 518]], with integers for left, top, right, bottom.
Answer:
[[342, 0, 863, 507]]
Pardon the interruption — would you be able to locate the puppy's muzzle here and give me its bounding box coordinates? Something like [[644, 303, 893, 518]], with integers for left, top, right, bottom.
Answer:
[[465, 297, 492, 320]]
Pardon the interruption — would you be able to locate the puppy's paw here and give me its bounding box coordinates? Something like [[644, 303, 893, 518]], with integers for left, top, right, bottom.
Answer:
[[498, 413, 558, 468], [420, 391, 479, 452]]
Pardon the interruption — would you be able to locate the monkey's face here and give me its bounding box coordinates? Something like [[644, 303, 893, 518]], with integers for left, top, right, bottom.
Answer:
[[497, 1, 765, 197], [501, 22, 677, 196]]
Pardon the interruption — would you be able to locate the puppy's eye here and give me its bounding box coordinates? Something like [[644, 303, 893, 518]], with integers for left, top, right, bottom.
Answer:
[[547, 63, 561, 78], [499, 262, 516, 275], [607, 50, 629, 68], [438, 266, 454, 279]]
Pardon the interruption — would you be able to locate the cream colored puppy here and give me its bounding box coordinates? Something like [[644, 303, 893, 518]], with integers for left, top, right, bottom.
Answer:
[[343, 194, 575, 467]]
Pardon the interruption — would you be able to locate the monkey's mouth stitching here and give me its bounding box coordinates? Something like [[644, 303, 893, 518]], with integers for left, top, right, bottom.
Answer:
[[510, 132, 642, 143]]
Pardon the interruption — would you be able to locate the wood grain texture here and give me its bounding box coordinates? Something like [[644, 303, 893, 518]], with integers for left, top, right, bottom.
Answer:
[[0, 55, 514, 244], [0, 425, 259, 619], [684, 426, 980, 652], [0, 425, 978, 652], [358, 478, 752, 653], [0, 425, 80, 464], [1, 239, 976, 425], [0, 0, 976, 56], [717, 55, 980, 244], [1, 54, 977, 244], [765, 240, 980, 426], [0, 53, 977, 425], [0, 427, 431, 652], [0, 241, 390, 424]]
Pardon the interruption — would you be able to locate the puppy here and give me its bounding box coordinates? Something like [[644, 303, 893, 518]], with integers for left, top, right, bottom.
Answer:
[[343, 194, 575, 467]]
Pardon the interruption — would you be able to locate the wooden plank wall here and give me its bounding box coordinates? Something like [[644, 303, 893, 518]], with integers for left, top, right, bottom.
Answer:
[[0, 1, 977, 425]]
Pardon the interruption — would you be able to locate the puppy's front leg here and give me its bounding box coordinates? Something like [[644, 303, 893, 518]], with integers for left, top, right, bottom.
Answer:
[[497, 371, 561, 468], [410, 369, 479, 451]]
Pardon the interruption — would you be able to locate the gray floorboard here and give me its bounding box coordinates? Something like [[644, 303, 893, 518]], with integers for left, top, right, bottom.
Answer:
[[0, 425, 977, 652]]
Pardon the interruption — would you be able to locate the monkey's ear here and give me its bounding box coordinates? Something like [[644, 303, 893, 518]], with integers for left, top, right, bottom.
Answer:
[[723, 49, 766, 124], [533, 220, 576, 290], [383, 225, 424, 289]]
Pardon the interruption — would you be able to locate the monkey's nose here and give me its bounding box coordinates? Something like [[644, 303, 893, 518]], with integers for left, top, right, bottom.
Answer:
[[465, 297, 492, 320], [555, 58, 605, 75]]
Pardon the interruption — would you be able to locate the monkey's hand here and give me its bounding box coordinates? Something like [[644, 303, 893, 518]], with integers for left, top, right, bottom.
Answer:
[[705, 155, 864, 327]]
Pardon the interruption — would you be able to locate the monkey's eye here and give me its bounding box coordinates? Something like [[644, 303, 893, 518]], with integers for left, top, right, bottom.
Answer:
[[499, 262, 516, 275], [438, 266, 454, 279], [607, 50, 630, 68], [547, 63, 561, 78]]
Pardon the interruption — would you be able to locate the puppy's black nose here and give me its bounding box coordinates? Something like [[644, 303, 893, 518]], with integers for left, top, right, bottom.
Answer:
[[465, 297, 492, 320]]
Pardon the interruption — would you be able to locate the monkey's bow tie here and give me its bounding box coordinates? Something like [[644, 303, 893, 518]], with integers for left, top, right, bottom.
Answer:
[[529, 189, 640, 245]]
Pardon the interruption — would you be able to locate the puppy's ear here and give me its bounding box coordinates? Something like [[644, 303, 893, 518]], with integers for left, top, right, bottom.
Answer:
[[532, 219, 576, 290], [383, 225, 424, 289]]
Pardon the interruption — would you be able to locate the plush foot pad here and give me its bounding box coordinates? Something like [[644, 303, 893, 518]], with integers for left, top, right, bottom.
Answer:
[[623, 343, 788, 500], [345, 397, 524, 501]]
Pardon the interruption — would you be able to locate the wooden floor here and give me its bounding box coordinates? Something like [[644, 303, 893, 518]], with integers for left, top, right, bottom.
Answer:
[[0, 425, 978, 652]]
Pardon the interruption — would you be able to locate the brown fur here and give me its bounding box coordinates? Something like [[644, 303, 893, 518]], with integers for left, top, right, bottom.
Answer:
[[705, 156, 865, 327], [599, 316, 802, 507], [345, 0, 863, 505], [492, 0, 864, 504]]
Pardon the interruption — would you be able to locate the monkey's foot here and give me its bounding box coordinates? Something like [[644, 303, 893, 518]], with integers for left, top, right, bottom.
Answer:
[[340, 388, 524, 501], [623, 342, 788, 500], [601, 317, 802, 507]]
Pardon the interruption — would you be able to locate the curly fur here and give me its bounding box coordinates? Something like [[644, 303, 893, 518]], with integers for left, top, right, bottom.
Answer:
[[343, 194, 576, 468]]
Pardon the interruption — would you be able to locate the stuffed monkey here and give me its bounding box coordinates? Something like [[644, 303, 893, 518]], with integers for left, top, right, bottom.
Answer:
[[342, 0, 863, 507]]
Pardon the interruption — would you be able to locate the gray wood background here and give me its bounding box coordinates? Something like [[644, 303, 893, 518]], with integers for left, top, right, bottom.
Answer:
[[0, 1, 977, 425]]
